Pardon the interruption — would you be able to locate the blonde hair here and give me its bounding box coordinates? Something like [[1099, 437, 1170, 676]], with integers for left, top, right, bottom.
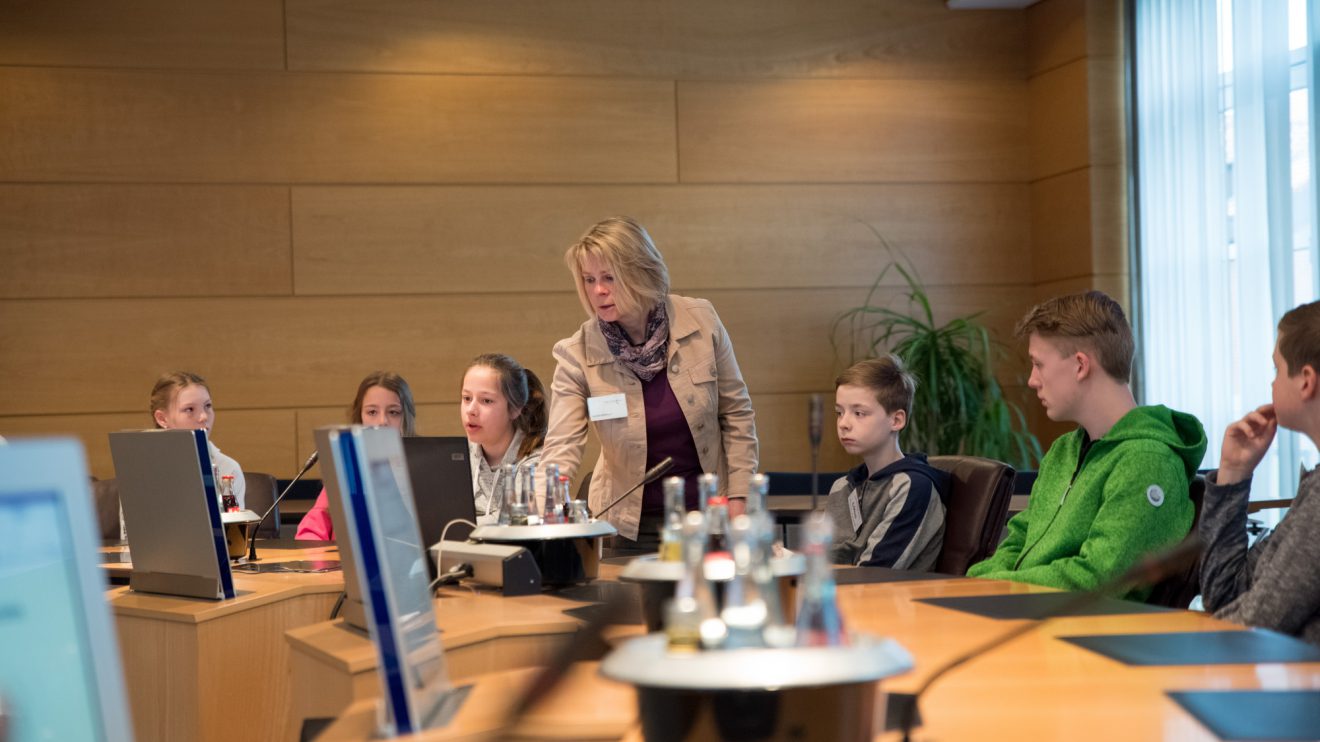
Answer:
[[149, 371, 208, 428], [835, 355, 916, 418], [1015, 291, 1135, 382], [564, 217, 670, 320], [350, 371, 417, 436]]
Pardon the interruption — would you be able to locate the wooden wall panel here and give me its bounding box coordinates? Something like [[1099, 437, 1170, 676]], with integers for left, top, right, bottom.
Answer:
[[0, 285, 1030, 417], [0, 185, 291, 299], [0, 69, 676, 184], [0, 0, 284, 70], [0, 294, 578, 416], [286, 0, 1025, 80], [0, 410, 296, 481], [1088, 164, 1127, 276], [677, 79, 1029, 183], [1028, 59, 1090, 180], [1030, 169, 1092, 284], [1026, 0, 1086, 76], [291, 184, 1030, 295]]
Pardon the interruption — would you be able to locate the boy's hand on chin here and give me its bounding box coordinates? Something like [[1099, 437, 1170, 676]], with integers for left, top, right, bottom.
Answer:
[[1218, 404, 1277, 485]]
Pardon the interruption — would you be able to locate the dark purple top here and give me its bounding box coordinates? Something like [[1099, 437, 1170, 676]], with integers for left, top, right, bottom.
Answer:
[[640, 370, 703, 514]]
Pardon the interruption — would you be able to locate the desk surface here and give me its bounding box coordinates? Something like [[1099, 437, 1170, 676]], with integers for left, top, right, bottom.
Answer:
[[106, 544, 347, 742], [314, 569, 1320, 742]]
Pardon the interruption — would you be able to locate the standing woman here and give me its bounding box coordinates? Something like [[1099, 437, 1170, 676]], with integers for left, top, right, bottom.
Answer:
[[541, 217, 759, 552], [295, 371, 416, 541], [151, 371, 246, 508], [461, 354, 548, 524]]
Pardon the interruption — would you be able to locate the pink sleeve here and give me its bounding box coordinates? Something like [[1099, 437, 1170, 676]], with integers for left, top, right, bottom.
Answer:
[[295, 489, 335, 541]]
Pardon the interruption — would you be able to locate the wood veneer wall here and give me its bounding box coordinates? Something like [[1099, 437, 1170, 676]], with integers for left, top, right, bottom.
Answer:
[[0, 0, 1041, 480], [1026, 0, 1129, 442]]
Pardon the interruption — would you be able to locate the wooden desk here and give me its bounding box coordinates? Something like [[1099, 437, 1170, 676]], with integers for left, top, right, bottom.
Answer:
[[282, 590, 607, 739], [107, 544, 343, 742], [307, 571, 1320, 742], [313, 662, 635, 741]]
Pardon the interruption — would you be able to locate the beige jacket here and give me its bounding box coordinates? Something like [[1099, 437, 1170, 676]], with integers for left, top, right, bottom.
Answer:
[[541, 295, 759, 540]]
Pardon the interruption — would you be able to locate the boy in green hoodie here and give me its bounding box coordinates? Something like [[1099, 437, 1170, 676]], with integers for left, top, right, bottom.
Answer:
[[967, 292, 1206, 599]]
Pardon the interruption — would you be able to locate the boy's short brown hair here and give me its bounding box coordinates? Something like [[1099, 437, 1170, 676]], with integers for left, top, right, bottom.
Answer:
[[1015, 291, 1135, 382], [1278, 300, 1320, 376], [835, 354, 916, 418]]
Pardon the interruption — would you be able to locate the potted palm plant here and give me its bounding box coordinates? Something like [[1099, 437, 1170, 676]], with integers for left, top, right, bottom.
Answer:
[[831, 233, 1041, 469]]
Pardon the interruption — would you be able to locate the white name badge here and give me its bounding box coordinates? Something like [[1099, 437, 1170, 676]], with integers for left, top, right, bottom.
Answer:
[[847, 490, 863, 533], [587, 393, 628, 422]]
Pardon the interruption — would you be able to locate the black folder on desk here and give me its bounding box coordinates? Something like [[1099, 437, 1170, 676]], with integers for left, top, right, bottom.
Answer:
[[917, 592, 1172, 620], [1060, 629, 1320, 666], [1169, 690, 1320, 740]]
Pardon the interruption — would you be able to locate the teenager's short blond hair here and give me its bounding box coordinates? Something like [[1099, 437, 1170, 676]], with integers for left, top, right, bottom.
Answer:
[[1015, 291, 1135, 382], [564, 217, 670, 319], [1278, 300, 1320, 376], [835, 354, 916, 419]]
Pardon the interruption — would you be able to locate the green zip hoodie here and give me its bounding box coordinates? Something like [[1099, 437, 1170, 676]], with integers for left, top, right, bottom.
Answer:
[[967, 405, 1207, 600]]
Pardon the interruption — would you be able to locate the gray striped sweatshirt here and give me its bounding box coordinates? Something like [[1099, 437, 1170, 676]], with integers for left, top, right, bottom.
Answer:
[[826, 453, 949, 570], [1199, 466, 1320, 645]]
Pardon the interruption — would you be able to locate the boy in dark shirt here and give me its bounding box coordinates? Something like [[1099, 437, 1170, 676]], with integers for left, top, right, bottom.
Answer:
[[1200, 300, 1320, 644], [826, 355, 949, 569]]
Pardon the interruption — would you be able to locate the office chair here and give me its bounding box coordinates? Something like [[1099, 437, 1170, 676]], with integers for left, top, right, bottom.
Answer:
[[91, 477, 120, 541], [1145, 475, 1208, 608], [243, 471, 281, 539], [928, 455, 1016, 576]]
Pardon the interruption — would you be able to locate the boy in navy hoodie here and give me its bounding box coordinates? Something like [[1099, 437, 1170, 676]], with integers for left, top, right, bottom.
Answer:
[[826, 355, 950, 569]]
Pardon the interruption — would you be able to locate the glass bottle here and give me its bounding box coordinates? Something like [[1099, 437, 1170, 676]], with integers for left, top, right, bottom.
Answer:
[[219, 475, 238, 512], [659, 476, 686, 561], [497, 463, 516, 525], [667, 510, 725, 651], [542, 463, 561, 523], [747, 472, 770, 517], [720, 515, 768, 649], [699, 473, 729, 558], [519, 462, 537, 525], [749, 490, 793, 648], [795, 512, 848, 647], [557, 475, 573, 522]]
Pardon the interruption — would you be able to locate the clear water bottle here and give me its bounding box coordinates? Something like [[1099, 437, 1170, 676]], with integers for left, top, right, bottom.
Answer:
[[666, 510, 725, 652], [497, 463, 516, 525], [795, 512, 848, 647], [542, 463, 562, 523], [518, 462, 536, 525], [720, 515, 768, 649], [659, 476, 686, 562], [748, 472, 770, 517]]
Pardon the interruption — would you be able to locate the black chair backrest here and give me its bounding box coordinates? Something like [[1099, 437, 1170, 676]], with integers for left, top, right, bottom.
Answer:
[[928, 455, 1016, 576], [1145, 475, 1208, 608], [91, 477, 120, 541], [243, 472, 280, 539]]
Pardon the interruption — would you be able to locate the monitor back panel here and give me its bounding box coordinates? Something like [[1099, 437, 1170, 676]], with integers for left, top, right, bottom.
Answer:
[[402, 436, 477, 549], [109, 429, 233, 599]]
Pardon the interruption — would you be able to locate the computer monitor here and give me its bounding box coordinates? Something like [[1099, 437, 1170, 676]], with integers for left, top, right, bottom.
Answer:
[[402, 437, 477, 566], [321, 426, 457, 735], [0, 438, 135, 742], [109, 429, 235, 600]]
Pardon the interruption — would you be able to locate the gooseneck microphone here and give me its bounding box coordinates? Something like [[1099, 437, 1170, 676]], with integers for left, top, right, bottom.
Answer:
[[593, 457, 675, 518], [808, 394, 823, 509], [897, 535, 1204, 742], [246, 450, 319, 562]]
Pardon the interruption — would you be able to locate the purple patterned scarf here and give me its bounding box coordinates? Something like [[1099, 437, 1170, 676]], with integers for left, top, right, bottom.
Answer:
[[599, 303, 669, 381]]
